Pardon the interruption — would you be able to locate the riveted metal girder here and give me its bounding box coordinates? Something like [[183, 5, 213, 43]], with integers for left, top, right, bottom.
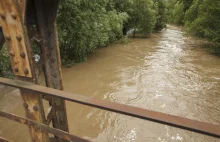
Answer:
[[0, 1, 49, 142], [0, 0, 32, 78], [32, 1, 69, 142]]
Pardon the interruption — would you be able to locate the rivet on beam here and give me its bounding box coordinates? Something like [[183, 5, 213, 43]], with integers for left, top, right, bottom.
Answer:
[[11, 12, 17, 19], [23, 102, 28, 108], [20, 52, 25, 58], [16, 35, 22, 41], [24, 68, 29, 75], [14, 67, 19, 72], [0, 13, 5, 19], [33, 105, 38, 111], [5, 35, 11, 40]]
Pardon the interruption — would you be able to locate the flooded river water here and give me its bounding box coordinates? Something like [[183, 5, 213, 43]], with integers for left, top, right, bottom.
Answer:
[[0, 25, 220, 142]]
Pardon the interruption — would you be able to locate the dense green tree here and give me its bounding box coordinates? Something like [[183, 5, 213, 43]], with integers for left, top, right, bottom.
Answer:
[[153, 0, 167, 31], [132, 0, 156, 36], [167, 0, 220, 54], [172, 1, 184, 24], [166, 0, 178, 23], [184, 0, 202, 24], [114, 0, 157, 37], [57, 0, 128, 63], [0, 0, 168, 77], [182, 0, 193, 12], [167, 0, 192, 25], [188, 0, 220, 44]]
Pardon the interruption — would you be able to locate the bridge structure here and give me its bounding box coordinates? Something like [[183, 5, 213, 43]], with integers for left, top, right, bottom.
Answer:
[[0, 0, 219, 142]]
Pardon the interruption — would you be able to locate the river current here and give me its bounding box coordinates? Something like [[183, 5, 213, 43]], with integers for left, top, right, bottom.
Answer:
[[0, 25, 220, 142]]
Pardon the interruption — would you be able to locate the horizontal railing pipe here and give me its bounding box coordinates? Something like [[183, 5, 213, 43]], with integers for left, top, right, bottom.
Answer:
[[0, 77, 219, 139], [0, 111, 89, 142]]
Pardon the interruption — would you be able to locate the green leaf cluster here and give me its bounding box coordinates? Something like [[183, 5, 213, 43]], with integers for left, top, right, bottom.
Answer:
[[114, 0, 167, 36], [57, 0, 128, 63], [0, 44, 13, 78], [167, 0, 220, 53], [58, 0, 168, 63], [0, 0, 168, 77], [153, 0, 168, 31]]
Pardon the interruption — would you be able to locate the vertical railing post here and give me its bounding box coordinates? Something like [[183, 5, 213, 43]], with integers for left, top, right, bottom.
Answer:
[[0, 1, 49, 142]]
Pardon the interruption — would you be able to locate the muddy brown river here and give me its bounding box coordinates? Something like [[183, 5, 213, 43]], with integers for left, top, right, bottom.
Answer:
[[0, 25, 220, 142]]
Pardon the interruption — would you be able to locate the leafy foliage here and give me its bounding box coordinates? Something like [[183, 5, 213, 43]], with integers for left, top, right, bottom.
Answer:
[[131, 0, 156, 36], [187, 0, 220, 44], [0, 0, 168, 77], [114, 0, 166, 36], [57, 0, 128, 63], [182, 0, 193, 12], [184, 0, 202, 24], [153, 0, 167, 31], [57, 0, 167, 63], [168, 1, 184, 24], [0, 45, 13, 78], [167, 0, 220, 52]]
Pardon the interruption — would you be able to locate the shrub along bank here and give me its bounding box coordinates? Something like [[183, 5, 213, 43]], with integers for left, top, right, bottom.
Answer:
[[167, 0, 220, 55], [0, 0, 167, 77]]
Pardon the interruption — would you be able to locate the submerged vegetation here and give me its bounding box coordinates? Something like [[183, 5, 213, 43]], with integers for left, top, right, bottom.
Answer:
[[57, 0, 167, 64], [1, 0, 220, 78], [0, 0, 167, 77], [167, 0, 220, 55]]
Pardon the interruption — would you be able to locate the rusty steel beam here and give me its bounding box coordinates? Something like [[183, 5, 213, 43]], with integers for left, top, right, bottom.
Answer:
[[0, 1, 33, 77], [0, 1, 49, 142], [20, 88, 49, 142], [0, 111, 90, 142], [0, 77, 219, 139], [32, 1, 69, 142]]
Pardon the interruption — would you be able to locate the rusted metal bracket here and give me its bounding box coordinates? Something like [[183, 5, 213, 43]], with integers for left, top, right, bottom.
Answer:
[[0, 111, 90, 142]]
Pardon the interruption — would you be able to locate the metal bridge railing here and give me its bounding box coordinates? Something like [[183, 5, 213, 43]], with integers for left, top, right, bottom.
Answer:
[[0, 77, 219, 141]]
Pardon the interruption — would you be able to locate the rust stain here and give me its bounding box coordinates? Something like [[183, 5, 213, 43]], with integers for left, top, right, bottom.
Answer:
[[0, 111, 90, 142], [0, 0, 32, 77]]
